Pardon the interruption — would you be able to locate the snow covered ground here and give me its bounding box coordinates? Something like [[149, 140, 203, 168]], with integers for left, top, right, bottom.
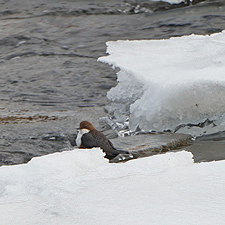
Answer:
[[99, 31, 225, 135], [0, 148, 225, 225]]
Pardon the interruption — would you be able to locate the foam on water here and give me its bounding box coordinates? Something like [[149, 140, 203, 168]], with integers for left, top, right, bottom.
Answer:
[[98, 31, 225, 136], [151, 0, 186, 4]]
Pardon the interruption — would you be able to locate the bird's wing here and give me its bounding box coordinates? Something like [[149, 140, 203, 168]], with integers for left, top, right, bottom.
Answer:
[[82, 131, 130, 160], [107, 139, 116, 149], [81, 133, 98, 148]]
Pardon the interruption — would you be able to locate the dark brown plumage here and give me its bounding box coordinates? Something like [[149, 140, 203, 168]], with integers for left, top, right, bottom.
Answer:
[[77, 121, 129, 160]]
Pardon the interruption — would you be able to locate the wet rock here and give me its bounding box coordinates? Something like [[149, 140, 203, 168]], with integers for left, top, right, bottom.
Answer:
[[109, 133, 193, 162]]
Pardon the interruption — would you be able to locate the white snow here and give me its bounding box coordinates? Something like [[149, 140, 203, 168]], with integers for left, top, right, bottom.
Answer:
[[0, 148, 225, 224], [98, 31, 225, 135]]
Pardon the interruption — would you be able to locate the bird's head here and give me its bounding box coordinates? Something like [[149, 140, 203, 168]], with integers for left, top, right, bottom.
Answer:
[[79, 121, 95, 131]]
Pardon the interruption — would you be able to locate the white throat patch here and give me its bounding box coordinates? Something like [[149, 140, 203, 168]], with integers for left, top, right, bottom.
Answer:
[[76, 129, 90, 147]]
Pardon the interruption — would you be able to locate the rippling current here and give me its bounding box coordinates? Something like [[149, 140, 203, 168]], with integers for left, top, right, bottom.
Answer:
[[0, 0, 225, 165]]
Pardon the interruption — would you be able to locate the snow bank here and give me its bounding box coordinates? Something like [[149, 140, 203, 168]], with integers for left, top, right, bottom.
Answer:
[[0, 148, 225, 224], [98, 31, 225, 135]]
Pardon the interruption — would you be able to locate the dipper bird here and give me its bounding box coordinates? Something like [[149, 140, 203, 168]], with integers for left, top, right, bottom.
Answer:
[[76, 121, 129, 160]]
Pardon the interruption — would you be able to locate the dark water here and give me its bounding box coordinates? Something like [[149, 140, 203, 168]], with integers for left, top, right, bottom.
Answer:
[[184, 131, 225, 163], [0, 0, 225, 165]]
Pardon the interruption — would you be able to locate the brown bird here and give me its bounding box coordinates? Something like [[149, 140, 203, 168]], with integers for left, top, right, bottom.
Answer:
[[76, 121, 129, 160]]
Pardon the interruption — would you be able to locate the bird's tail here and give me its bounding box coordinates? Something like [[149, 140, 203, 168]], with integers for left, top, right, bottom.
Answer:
[[105, 148, 136, 162]]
